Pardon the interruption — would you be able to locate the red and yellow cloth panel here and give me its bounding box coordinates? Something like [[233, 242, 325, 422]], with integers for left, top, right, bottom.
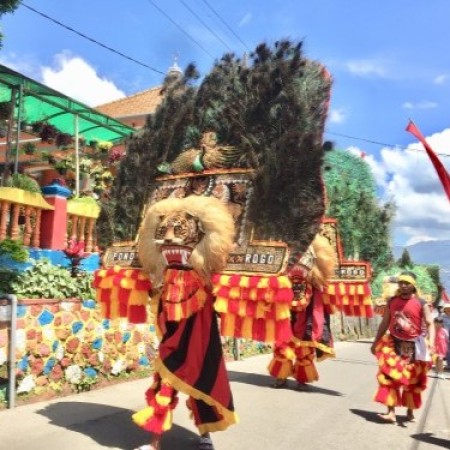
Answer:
[[211, 273, 294, 343], [323, 281, 373, 317], [160, 268, 208, 321], [373, 335, 429, 409], [92, 266, 152, 323]]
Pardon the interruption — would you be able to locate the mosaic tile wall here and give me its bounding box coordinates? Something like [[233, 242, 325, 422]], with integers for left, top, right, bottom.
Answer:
[[0, 298, 158, 397]]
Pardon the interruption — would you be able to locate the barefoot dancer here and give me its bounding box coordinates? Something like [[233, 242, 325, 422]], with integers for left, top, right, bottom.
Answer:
[[371, 272, 435, 424]]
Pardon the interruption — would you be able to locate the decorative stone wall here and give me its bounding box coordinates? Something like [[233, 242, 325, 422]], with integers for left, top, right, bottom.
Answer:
[[0, 297, 157, 398]]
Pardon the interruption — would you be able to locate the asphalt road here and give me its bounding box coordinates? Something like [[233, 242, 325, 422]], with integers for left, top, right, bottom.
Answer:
[[1, 341, 449, 450]]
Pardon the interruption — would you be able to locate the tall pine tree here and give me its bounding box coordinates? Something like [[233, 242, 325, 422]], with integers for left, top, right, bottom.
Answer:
[[322, 145, 395, 278]]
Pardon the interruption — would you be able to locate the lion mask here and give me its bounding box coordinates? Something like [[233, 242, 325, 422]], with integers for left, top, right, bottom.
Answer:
[[138, 196, 235, 287]]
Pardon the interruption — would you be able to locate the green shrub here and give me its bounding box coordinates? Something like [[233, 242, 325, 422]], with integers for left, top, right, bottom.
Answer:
[[0, 267, 19, 293], [10, 259, 95, 299], [0, 238, 29, 262], [5, 173, 41, 193]]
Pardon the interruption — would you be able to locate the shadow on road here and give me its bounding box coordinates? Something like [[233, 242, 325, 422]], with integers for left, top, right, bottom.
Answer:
[[350, 408, 396, 425], [36, 401, 200, 450], [410, 433, 450, 449], [228, 370, 343, 396]]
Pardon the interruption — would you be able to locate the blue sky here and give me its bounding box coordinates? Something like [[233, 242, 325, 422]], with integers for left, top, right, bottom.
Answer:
[[1, 0, 450, 248]]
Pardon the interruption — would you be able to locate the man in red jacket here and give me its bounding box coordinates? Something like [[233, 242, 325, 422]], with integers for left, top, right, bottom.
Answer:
[[370, 271, 435, 424]]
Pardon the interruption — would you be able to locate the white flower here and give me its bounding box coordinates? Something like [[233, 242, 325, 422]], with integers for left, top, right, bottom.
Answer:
[[111, 359, 124, 375], [60, 302, 75, 312], [65, 365, 83, 384], [17, 375, 35, 393], [15, 330, 26, 352], [43, 327, 55, 341], [55, 344, 64, 361]]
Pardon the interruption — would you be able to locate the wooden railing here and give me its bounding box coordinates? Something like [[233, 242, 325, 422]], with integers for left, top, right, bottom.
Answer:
[[0, 187, 100, 251], [67, 199, 100, 252], [0, 187, 53, 247]]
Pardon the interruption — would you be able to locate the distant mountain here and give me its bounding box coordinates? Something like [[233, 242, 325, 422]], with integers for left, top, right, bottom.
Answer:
[[393, 240, 450, 291]]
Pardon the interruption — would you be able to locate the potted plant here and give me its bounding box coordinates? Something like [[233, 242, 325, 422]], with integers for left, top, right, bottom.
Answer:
[[55, 132, 73, 148], [39, 123, 59, 143], [21, 142, 37, 155], [54, 158, 73, 175]]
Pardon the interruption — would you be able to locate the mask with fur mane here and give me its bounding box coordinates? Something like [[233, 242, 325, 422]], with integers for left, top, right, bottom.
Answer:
[[138, 196, 235, 287]]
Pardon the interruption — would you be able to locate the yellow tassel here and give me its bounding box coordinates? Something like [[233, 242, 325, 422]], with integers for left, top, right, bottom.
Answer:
[[110, 286, 120, 318], [257, 278, 270, 289], [238, 299, 247, 316], [214, 297, 228, 313], [239, 277, 250, 288], [265, 320, 275, 342], [129, 290, 149, 306], [222, 314, 235, 337], [242, 317, 253, 338], [132, 407, 155, 426], [229, 287, 241, 299], [98, 278, 113, 289], [275, 303, 290, 320], [162, 410, 173, 431]]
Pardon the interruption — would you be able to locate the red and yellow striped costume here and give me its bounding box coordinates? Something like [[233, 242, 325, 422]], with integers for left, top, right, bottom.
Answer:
[[373, 335, 429, 410]]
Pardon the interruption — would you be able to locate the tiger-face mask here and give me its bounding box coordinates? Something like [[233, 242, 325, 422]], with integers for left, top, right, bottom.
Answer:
[[154, 211, 204, 268]]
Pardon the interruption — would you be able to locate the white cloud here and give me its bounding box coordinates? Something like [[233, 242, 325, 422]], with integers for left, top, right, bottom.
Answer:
[[0, 51, 125, 106], [347, 146, 389, 189], [402, 100, 437, 110], [41, 52, 125, 106], [370, 131, 450, 245], [328, 108, 347, 124], [434, 74, 448, 85], [0, 52, 39, 77], [343, 129, 450, 246], [239, 13, 252, 27], [345, 59, 387, 77]]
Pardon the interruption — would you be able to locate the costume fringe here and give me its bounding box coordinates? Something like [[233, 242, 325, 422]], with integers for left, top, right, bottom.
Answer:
[[132, 376, 179, 434], [373, 335, 430, 410], [93, 266, 151, 323], [323, 281, 373, 317], [154, 358, 238, 433], [294, 349, 319, 384], [268, 337, 334, 383], [211, 273, 293, 342], [160, 269, 208, 321]]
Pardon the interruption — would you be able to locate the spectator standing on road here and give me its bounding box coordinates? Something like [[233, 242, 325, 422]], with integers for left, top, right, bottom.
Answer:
[[433, 317, 449, 379], [440, 301, 450, 370], [370, 271, 435, 424]]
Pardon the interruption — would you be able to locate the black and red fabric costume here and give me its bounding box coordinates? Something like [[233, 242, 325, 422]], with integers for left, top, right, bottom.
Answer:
[[132, 268, 237, 435]]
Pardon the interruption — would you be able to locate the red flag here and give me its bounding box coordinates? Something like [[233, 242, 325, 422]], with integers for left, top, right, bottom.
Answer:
[[406, 120, 450, 202]]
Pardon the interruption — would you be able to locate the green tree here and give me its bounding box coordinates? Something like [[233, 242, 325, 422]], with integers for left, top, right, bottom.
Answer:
[[397, 249, 413, 268], [0, 1, 21, 49], [371, 264, 438, 303], [323, 146, 395, 278]]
